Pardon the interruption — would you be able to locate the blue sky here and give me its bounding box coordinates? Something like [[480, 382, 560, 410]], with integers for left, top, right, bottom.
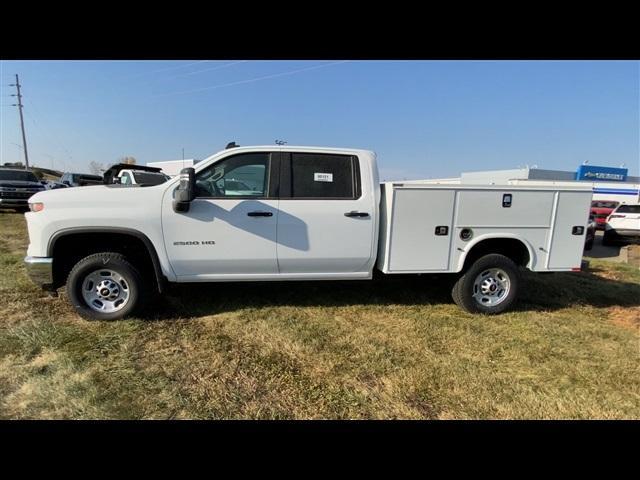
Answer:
[[1, 60, 638, 180]]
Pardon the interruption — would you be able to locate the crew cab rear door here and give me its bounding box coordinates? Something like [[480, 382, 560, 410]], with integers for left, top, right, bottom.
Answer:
[[275, 152, 376, 274]]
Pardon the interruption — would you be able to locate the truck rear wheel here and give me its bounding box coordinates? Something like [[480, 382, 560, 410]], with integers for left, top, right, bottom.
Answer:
[[66, 252, 147, 321], [584, 237, 594, 251], [452, 254, 519, 314]]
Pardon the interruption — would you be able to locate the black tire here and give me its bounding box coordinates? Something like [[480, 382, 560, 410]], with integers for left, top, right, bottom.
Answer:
[[451, 254, 520, 315], [584, 238, 594, 251], [66, 252, 147, 321], [602, 231, 615, 246]]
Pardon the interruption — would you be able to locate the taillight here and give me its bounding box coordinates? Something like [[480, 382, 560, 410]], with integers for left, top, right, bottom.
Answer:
[[29, 202, 44, 212]]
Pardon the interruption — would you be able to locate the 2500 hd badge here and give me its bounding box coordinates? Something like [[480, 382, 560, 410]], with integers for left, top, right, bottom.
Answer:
[[173, 240, 216, 246]]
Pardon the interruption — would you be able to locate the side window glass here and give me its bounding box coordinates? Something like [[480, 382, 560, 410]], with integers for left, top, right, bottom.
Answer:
[[195, 153, 270, 198], [290, 153, 356, 199]]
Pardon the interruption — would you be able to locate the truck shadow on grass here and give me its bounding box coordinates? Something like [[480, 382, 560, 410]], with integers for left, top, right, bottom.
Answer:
[[145, 268, 640, 320]]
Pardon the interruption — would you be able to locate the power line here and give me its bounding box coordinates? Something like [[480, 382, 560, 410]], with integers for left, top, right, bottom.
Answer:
[[128, 60, 211, 78], [167, 61, 248, 79], [156, 61, 350, 97], [23, 99, 74, 163]]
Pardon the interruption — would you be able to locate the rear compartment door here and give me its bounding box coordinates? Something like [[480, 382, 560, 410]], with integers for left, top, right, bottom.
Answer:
[[548, 191, 592, 269]]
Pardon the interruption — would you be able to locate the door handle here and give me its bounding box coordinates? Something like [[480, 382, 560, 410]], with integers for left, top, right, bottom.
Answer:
[[247, 211, 273, 217], [344, 211, 370, 218]]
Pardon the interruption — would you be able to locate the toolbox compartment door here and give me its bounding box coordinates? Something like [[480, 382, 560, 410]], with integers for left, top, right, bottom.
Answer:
[[388, 188, 455, 271]]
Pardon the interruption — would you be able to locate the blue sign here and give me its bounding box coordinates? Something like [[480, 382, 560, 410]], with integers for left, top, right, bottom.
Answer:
[[576, 165, 627, 182]]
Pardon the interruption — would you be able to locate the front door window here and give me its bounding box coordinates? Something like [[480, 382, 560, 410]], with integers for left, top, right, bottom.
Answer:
[[195, 153, 269, 198]]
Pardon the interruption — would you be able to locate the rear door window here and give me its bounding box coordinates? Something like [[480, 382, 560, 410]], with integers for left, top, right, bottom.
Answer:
[[287, 153, 360, 199]]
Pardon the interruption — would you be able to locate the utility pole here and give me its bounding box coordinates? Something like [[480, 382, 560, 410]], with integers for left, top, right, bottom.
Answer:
[[10, 74, 30, 169]]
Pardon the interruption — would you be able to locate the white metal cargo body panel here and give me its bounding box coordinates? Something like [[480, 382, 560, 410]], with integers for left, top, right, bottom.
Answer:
[[387, 189, 455, 271], [378, 183, 592, 274], [547, 191, 593, 269], [455, 190, 555, 227]]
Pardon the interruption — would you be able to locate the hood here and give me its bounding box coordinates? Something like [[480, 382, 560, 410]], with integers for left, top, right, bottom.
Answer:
[[29, 181, 168, 208]]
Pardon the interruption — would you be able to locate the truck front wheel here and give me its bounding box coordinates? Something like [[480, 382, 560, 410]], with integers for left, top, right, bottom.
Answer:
[[452, 254, 519, 314], [66, 252, 147, 321]]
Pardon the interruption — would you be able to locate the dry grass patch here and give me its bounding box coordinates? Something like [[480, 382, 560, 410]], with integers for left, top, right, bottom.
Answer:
[[627, 245, 640, 268], [1, 211, 639, 419]]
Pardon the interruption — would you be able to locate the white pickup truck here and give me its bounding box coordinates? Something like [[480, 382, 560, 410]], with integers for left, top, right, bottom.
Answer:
[[24, 145, 592, 320]]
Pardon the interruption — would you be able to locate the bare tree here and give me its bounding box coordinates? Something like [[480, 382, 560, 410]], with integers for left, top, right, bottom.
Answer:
[[119, 156, 137, 165], [88, 161, 105, 175]]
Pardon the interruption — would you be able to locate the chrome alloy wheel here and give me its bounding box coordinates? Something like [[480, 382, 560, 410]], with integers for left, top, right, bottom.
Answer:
[[81, 269, 130, 313], [472, 268, 511, 307]]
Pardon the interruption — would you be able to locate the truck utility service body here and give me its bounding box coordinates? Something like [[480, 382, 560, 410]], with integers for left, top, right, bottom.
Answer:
[[24, 146, 593, 320]]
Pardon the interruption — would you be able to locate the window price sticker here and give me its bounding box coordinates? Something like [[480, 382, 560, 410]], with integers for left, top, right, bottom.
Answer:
[[314, 173, 333, 182]]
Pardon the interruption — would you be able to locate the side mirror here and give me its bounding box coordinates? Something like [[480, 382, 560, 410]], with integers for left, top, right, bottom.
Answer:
[[173, 167, 196, 213], [63, 180, 70, 186], [112, 177, 122, 185]]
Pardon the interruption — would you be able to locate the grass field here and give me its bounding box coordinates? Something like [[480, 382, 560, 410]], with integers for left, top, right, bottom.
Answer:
[[1, 211, 638, 419]]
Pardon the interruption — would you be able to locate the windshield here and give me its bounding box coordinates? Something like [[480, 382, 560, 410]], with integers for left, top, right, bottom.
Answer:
[[0, 170, 39, 182], [132, 171, 169, 185]]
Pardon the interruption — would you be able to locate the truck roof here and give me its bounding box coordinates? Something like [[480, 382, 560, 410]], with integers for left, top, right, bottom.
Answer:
[[207, 145, 375, 156]]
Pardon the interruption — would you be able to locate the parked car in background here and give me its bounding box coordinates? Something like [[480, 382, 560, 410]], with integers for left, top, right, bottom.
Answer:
[[41, 180, 69, 190], [146, 159, 201, 177], [590, 200, 619, 230], [60, 172, 103, 187], [117, 169, 170, 186], [102, 163, 170, 186], [603, 203, 640, 245], [584, 215, 596, 251], [0, 168, 46, 211]]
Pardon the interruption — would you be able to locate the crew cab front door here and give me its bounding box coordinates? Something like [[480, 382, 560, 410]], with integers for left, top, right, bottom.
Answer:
[[162, 152, 280, 279]]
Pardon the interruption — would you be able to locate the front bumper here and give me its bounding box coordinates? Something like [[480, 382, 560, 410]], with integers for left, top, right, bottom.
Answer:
[[24, 256, 53, 288], [0, 198, 29, 208]]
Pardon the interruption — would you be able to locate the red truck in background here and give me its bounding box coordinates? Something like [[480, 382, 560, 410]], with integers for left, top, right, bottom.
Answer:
[[590, 200, 619, 229]]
